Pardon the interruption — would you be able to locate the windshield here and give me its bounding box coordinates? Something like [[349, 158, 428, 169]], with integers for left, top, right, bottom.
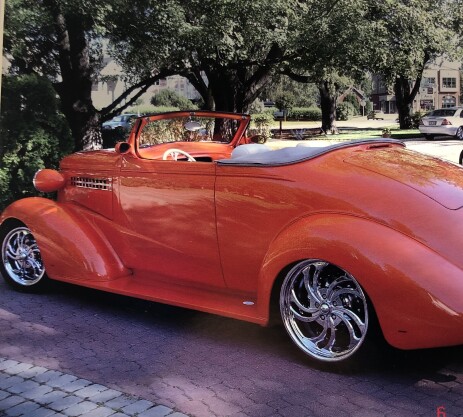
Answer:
[[139, 116, 241, 147], [428, 109, 458, 117]]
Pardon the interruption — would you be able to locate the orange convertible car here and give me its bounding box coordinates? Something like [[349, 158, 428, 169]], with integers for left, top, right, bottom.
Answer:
[[1, 111, 463, 365]]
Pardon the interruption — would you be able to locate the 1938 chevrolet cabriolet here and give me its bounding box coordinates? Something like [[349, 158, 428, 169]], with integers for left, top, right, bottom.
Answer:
[[1, 110, 463, 365]]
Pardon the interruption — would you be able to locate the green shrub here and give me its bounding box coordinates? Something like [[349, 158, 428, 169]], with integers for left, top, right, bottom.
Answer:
[[0, 74, 72, 210], [248, 112, 274, 141], [288, 107, 322, 121], [411, 111, 426, 129], [336, 102, 357, 121], [248, 100, 266, 114], [275, 92, 296, 112], [343, 94, 360, 115], [150, 89, 197, 110]]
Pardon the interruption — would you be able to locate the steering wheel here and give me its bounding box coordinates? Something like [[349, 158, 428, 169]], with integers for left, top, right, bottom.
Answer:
[[162, 149, 196, 162]]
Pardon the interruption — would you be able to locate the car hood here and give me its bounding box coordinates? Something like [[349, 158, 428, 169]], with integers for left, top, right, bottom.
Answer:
[[345, 147, 463, 210]]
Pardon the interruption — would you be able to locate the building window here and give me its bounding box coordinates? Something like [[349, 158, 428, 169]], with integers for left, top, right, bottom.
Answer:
[[422, 77, 435, 87], [442, 77, 456, 89], [442, 95, 456, 108], [420, 100, 434, 111]]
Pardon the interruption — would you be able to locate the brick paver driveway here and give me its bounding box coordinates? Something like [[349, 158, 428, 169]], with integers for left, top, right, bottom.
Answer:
[[0, 278, 462, 417]]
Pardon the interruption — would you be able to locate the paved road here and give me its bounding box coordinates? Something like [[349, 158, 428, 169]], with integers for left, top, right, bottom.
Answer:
[[1, 138, 463, 417], [0, 279, 462, 417], [269, 137, 463, 165], [405, 138, 462, 164]]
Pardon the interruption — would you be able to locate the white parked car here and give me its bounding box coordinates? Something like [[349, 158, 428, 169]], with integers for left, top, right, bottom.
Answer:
[[419, 107, 463, 140]]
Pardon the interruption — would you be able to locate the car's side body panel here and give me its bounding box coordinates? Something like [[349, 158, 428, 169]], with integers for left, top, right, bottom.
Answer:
[[0, 198, 130, 282], [214, 146, 463, 350], [116, 154, 225, 287], [255, 213, 463, 350]]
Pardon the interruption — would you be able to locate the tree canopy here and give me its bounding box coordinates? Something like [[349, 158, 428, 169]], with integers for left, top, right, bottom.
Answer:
[[106, 0, 304, 113], [365, 0, 462, 127], [3, 0, 463, 149], [3, 0, 173, 150]]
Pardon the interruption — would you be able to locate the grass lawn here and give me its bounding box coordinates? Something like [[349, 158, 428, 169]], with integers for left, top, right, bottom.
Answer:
[[335, 128, 422, 141], [269, 120, 422, 141]]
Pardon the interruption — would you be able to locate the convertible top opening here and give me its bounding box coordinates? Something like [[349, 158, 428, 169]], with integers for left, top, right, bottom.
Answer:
[[218, 139, 404, 166]]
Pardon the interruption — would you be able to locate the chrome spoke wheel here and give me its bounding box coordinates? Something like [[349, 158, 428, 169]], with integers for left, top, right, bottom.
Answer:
[[1, 226, 45, 286], [280, 260, 368, 362]]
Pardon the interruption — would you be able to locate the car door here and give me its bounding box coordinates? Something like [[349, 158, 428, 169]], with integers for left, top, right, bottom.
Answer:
[[117, 154, 225, 287]]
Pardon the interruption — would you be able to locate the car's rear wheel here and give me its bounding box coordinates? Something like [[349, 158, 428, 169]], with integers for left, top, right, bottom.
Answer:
[[455, 126, 463, 141], [280, 259, 369, 364], [0, 222, 48, 292]]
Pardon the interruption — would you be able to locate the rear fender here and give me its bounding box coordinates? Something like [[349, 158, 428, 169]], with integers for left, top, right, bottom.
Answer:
[[257, 214, 463, 350], [1, 198, 130, 282]]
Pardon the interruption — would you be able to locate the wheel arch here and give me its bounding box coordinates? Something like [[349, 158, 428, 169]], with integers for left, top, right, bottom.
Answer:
[[257, 213, 463, 350], [1, 197, 130, 283]]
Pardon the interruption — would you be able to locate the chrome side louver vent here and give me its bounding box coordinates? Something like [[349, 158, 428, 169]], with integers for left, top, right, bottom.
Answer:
[[70, 177, 112, 191]]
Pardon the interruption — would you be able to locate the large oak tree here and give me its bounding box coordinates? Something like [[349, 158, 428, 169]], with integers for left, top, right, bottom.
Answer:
[[3, 0, 173, 150]]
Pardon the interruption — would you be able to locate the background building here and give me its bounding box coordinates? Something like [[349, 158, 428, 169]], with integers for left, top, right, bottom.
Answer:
[[92, 58, 201, 110], [371, 58, 462, 113]]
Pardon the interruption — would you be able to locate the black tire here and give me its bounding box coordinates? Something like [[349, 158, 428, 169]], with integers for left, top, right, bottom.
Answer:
[[455, 126, 463, 141], [0, 220, 49, 292], [459, 150, 463, 165]]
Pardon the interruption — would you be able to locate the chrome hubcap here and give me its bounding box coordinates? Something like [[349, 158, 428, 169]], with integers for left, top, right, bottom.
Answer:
[[2, 227, 45, 286], [280, 260, 368, 362]]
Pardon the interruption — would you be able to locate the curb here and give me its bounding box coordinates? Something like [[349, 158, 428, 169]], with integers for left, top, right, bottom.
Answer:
[[0, 357, 189, 417]]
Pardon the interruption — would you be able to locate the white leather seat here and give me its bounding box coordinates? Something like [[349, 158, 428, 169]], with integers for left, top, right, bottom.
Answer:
[[231, 144, 271, 159]]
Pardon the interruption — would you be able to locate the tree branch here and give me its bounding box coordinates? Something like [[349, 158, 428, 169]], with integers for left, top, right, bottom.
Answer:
[[99, 69, 175, 120]]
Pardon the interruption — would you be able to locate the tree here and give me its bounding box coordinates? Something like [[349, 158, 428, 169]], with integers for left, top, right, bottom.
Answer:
[[0, 74, 73, 209], [281, 0, 372, 133], [150, 89, 195, 109], [366, 0, 462, 128], [260, 75, 319, 107], [106, 0, 307, 114], [108, 0, 374, 132], [3, 0, 172, 150]]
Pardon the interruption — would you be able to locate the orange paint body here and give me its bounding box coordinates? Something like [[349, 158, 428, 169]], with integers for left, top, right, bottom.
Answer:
[[2, 111, 463, 351]]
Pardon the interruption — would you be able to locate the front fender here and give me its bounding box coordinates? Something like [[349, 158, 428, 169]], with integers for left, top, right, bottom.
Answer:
[[1, 198, 130, 282], [257, 214, 463, 350]]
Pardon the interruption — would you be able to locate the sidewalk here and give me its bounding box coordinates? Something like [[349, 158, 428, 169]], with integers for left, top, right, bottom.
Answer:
[[0, 358, 188, 417]]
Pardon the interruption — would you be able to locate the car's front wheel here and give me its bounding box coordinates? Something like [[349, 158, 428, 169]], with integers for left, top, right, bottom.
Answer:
[[455, 126, 463, 141], [0, 222, 48, 292], [280, 259, 369, 364]]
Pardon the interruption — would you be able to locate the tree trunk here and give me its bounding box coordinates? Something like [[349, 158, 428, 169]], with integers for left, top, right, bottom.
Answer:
[[45, 0, 101, 151], [203, 63, 274, 114], [393, 52, 428, 130], [319, 80, 338, 134], [56, 81, 101, 151], [394, 76, 413, 129]]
